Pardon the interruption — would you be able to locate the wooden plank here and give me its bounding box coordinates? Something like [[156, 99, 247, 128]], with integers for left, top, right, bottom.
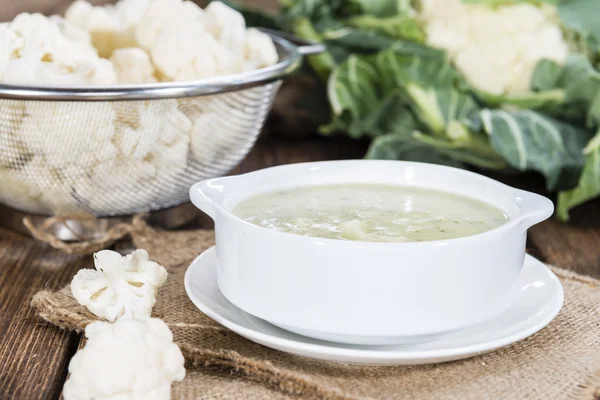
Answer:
[[0, 228, 89, 400], [471, 169, 600, 277], [528, 202, 600, 278]]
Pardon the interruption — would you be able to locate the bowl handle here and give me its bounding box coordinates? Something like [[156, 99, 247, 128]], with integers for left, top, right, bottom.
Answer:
[[189, 180, 228, 220], [513, 188, 554, 229]]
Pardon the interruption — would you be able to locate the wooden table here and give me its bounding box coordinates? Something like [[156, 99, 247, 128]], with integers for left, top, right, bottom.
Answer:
[[1, 135, 599, 399]]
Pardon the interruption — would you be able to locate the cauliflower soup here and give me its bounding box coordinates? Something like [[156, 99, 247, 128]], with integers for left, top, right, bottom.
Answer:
[[233, 184, 509, 242]]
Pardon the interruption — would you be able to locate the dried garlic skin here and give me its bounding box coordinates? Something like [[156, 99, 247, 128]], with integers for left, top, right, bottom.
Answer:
[[63, 318, 185, 400], [71, 249, 168, 322]]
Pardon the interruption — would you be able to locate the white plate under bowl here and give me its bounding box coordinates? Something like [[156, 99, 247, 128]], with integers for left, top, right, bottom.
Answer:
[[184, 247, 564, 366]]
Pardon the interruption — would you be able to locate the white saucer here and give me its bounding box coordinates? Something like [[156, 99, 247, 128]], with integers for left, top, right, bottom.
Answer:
[[184, 247, 564, 365]]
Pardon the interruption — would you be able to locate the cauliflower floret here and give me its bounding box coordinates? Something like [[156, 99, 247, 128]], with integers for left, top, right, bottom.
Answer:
[[49, 15, 92, 46], [0, 13, 116, 85], [0, 100, 27, 168], [189, 112, 217, 164], [72, 100, 192, 215], [71, 249, 168, 321], [134, 0, 236, 80], [110, 47, 156, 84], [153, 126, 190, 175], [420, 0, 568, 95], [72, 157, 159, 215], [63, 318, 185, 400], [134, 0, 276, 80], [65, 0, 119, 58], [112, 102, 159, 159], [113, 100, 191, 157], [134, 0, 204, 51], [244, 28, 278, 70], [19, 102, 117, 170], [0, 160, 45, 212], [65, 0, 149, 58], [203, 1, 246, 56], [0, 156, 80, 214], [0, 28, 24, 75], [152, 29, 233, 80]]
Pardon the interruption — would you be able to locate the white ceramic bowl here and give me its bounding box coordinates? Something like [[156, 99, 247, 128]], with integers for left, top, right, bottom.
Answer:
[[190, 160, 553, 345]]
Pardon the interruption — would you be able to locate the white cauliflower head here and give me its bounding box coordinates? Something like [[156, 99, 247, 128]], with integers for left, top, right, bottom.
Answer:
[[71, 249, 168, 321], [0, 13, 116, 85], [420, 0, 568, 95], [110, 47, 156, 84], [63, 318, 185, 400]]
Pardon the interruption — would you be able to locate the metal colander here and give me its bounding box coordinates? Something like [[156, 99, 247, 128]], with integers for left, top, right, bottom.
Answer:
[[0, 31, 323, 217]]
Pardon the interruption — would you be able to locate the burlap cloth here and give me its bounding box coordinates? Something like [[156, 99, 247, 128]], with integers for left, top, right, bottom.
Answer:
[[30, 221, 600, 399]]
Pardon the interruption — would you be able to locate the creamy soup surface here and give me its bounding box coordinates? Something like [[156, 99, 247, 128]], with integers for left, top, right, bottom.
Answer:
[[232, 184, 510, 242]]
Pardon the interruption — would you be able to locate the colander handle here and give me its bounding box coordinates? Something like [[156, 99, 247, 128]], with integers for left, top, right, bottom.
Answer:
[[258, 28, 327, 56]]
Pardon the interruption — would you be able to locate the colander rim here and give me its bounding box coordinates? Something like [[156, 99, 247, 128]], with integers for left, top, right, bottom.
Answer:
[[0, 31, 305, 101]]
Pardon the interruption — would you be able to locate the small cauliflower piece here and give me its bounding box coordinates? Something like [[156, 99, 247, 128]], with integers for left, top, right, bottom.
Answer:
[[65, 0, 120, 57], [0, 28, 24, 76], [74, 99, 192, 215], [189, 113, 216, 164], [243, 28, 278, 70], [110, 47, 156, 84], [0, 100, 27, 168], [71, 249, 168, 321], [0, 159, 45, 212], [65, 0, 149, 58], [420, 0, 568, 95], [153, 127, 190, 173], [136, 0, 236, 81], [203, 1, 246, 56], [0, 13, 116, 85], [63, 318, 185, 400], [152, 29, 233, 81], [0, 156, 79, 214], [134, 0, 204, 51], [19, 102, 117, 170], [339, 219, 367, 241], [50, 15, 92, 46], [112, 100, 191, 157], [73, 158, 159, 215], [135, 0, 276, 80]]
